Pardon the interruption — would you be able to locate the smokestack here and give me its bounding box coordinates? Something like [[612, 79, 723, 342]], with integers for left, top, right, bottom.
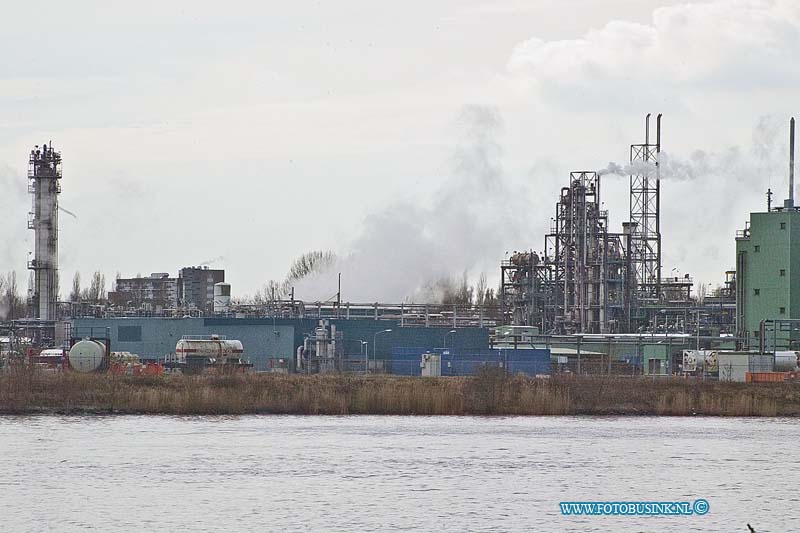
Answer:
[[790, 117, 795, 207], [656, 113, 662, 153]]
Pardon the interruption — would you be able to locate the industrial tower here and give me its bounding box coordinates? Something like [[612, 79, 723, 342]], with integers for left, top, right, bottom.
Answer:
[[500, 115, 694, 334], [27, 143, 62, 321], [629, 113, 662, 304]]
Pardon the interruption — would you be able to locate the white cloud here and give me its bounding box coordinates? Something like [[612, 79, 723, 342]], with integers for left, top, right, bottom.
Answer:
[[508, 0, 800, 109], [496, 0, 800, 290]]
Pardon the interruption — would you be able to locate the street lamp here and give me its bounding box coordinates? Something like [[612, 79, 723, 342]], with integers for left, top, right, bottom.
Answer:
[[359, 340, 368, 374], [371, 329, 392, 374], [444, 329, 457, 348]]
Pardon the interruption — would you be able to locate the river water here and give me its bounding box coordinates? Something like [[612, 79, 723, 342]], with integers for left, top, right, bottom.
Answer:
[[1, 416, 797, 532]]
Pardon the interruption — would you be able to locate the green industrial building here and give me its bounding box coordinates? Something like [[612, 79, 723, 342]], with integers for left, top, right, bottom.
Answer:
[[735, 208, 800, 346]]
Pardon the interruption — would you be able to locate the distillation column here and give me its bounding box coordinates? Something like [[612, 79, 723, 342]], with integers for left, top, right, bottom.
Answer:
[[27, 143, 62, 321]]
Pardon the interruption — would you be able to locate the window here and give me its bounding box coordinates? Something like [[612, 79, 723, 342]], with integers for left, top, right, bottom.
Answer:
[[780, 307, 786, 315], [118, 325, 142, 342], [754, 289, 760, 296], [754, 330, 760, 339], [781, 222, 787, 230], [780, 269, 786, 277], [754, 245, 761, 252]]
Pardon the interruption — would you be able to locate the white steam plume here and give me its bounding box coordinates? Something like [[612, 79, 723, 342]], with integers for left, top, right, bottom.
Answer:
[[599, 115, 789, 187], [0, 164, 29, 281], [292, 105, 533, 303]]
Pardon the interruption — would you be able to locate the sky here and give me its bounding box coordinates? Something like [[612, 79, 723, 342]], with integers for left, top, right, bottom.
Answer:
[[1, 0, 799, 302]]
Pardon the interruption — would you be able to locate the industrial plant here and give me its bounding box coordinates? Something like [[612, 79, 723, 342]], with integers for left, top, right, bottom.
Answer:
[[500, 115, 698, 335], [2, 115, 800, 383]]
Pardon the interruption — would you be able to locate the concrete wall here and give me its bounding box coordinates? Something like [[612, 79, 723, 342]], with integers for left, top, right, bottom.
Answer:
[[718, 352, 774, 382]]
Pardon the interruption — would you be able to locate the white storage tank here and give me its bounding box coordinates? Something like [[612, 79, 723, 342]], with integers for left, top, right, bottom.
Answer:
[[213, 283, 231, 314], [682, 350, 717, 373], [774, 351, 799, 372], [68, 339, 107, 373]]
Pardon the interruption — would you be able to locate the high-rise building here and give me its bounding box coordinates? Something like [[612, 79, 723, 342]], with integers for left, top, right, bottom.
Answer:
[[108, 273, 179, 310], [178, 267, 225, 313]]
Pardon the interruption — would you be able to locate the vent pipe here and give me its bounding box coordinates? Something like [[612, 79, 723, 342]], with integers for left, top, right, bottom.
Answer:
[[790, 117, 796, 207]]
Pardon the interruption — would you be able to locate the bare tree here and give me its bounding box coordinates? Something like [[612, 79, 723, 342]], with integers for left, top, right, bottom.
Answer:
[[81, 271, 106, 304], [438, 272, 474, 305], [456, 272, 473, 305], [253, 250, 335, 305], [0, 275, 5, 320], [287, 250, 336, 282], [483, 288, 497, 307], [0, 272, 26, 320], [475, 272, 488, 306], [696, 283, 707, 305], [70, 272, 81, 302]]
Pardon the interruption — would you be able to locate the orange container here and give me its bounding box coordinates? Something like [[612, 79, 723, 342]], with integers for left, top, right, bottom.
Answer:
[[746, 372, 789, 383], [143, 363, 164, 376]]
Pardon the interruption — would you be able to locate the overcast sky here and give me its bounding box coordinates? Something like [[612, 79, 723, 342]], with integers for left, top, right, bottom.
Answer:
[[1, 0, 799, 302]]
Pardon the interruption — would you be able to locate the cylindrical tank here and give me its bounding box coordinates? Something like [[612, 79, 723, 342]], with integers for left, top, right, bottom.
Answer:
[[68, 339, 107, 373], [174, 336, 244, 363], [774, 351, 799, 372], [213, 283, 231, 314], [682, 350, 717, 373], [705, 351, 718, 373]]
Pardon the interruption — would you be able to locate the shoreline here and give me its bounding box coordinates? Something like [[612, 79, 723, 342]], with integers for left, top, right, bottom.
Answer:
[[2, 369, 799, 417]]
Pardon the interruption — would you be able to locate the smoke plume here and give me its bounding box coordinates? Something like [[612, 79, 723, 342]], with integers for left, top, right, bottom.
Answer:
[[291, 105, 533, 303], [0, 164, 29, 283], [198, 256, 225, 267], [598, 115, 789, 187]]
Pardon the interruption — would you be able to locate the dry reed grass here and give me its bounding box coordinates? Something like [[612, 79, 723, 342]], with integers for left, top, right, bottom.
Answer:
[[0, 366, 797, 416]]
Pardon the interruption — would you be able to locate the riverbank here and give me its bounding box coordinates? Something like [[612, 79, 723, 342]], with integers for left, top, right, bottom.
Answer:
[[1, 368, 799, 416]]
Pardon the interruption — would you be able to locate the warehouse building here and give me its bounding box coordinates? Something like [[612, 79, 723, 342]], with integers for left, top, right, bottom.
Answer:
[[72, 317, 490, 372]]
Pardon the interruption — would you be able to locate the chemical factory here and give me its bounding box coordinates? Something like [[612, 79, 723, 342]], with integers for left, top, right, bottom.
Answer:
[[3, 116, 800, 383]]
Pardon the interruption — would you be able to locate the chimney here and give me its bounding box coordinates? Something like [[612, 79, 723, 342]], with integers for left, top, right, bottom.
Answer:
[[790, 117, 796, 207]]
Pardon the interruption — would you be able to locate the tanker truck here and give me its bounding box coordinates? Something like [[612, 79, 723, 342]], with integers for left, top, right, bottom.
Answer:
[[171, 334, 252, 374]]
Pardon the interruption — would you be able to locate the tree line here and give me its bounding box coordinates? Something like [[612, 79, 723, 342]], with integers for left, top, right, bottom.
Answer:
[[0, 270, 110, 321], [69, 271, 107, 304], [236, 249, 499, 307], [0, 272, 26, 320]]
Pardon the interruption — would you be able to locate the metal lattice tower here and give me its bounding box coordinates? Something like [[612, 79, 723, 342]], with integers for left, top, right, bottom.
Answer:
[[27, 143, 62, 321], [629, 114, 662, 303]]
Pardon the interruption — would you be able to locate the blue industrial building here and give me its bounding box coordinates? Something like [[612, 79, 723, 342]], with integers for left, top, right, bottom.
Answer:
[[72, 317, 491, 372], [390, 347, 552, 376]]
